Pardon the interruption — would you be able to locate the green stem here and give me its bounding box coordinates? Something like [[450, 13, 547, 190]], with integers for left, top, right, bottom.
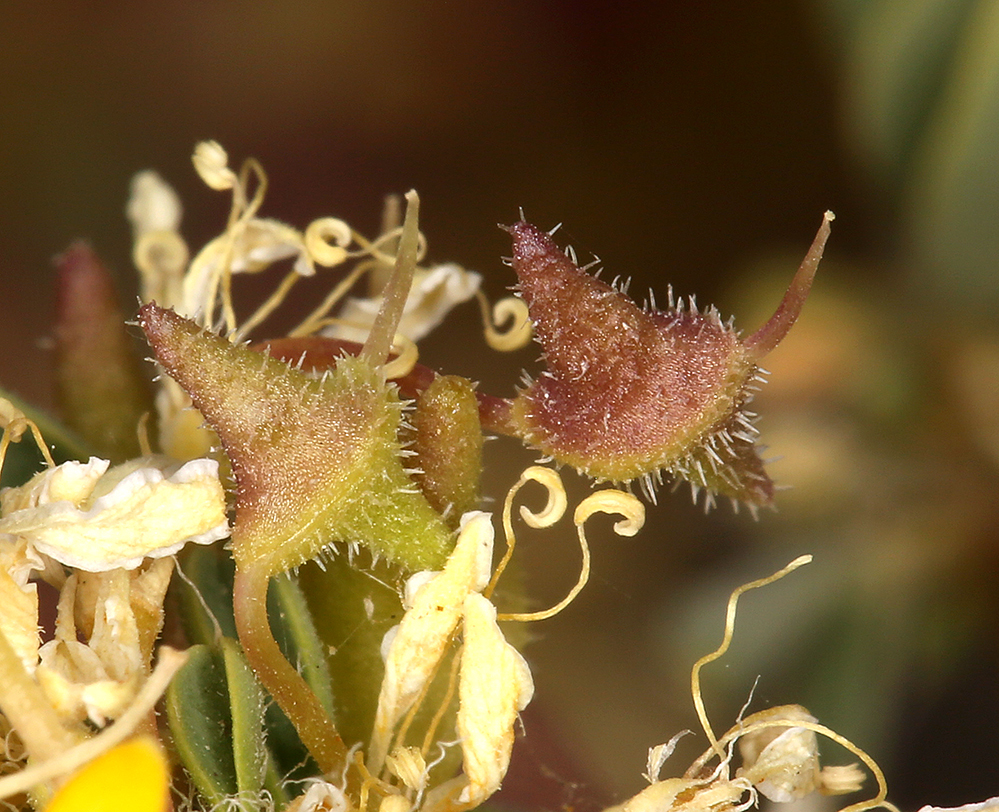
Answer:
[[0, 628, 80, 761], [232, 565, 348, 777], [361, 190, 420, 368]]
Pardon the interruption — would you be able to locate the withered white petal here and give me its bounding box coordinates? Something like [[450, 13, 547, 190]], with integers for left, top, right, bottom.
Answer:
[[181, 220, 310, 318], [1, 458, 109, 516], [228, 219, 305, 274], [35, 639, 137, 727], [369, 511, 495, 771], [455, 592, 534, 808], [0, 538, 42, 672], [292, 781, 352, 812], [0, 458, 228, 572], [326, 263, 481, 343]]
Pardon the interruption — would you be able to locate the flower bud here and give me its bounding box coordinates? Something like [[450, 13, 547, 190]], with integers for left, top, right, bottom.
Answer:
[[410, 375, 483, 526], [54, 242, 154, 462]]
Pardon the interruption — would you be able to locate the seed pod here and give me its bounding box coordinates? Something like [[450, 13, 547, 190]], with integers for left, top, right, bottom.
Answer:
[[138, 303, 452, 575], [504, 214, 832, 510]]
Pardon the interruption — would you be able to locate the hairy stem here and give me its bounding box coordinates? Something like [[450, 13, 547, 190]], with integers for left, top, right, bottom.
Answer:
[[233, 565, 348, 777]]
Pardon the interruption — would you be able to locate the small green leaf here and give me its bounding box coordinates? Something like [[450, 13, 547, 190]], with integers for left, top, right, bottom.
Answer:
[[165, 644, 236, 806], [173, 546, 326, 783], [221, 637, 267, 797], [166, 641, 272, 806], [299, 554, 403, 749]]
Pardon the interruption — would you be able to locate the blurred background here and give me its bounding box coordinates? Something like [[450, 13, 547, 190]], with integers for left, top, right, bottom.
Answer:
[[2, 1, 998, 809]]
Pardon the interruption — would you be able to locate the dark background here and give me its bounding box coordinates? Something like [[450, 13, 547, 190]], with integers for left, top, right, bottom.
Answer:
[[3, 3, 997, 809]]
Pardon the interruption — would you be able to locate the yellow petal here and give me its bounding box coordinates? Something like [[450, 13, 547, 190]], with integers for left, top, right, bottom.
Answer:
[[45, 736, 169, 812]]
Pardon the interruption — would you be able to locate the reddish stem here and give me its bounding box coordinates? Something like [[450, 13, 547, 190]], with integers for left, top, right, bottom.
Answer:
[[233, 565, 348, 777]]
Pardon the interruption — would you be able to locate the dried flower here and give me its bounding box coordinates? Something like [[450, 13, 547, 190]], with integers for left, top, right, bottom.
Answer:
[[736, 705, 867, 801], [605, 556, 896, 812]]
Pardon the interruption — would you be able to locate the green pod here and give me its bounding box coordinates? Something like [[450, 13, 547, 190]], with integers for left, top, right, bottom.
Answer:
[[138, 303, 453, 575]]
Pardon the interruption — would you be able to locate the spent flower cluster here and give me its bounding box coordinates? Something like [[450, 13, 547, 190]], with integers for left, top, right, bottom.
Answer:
[[0, 140, 919, 812]]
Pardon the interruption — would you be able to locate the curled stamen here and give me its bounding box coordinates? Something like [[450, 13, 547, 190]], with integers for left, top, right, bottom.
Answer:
[[477, 292, 532, 351], [573, 489, 645, 536], [217, 157, 269, 332], [289, 262, 373, 338], [499, 487, 643, 623], [234, 157, 268, 224], [518, 467, 568, 528], [360, 226, 429, 271], [690, 555, 813, 763], [487, 466, 568, 598], [232, 269, 302, 343], [186, 145, 270, 331], [305, 217, 354, 268]]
